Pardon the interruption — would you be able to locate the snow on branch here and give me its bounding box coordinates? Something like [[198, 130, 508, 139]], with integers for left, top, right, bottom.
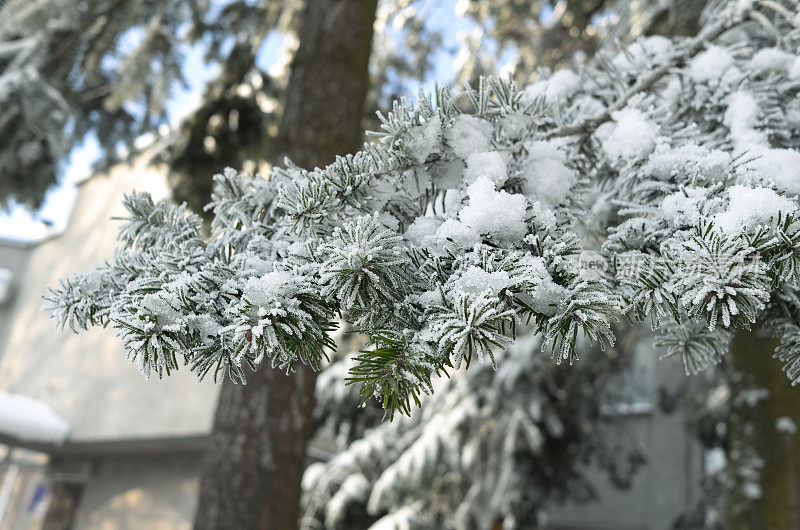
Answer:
[[44, 0, 800, 418]]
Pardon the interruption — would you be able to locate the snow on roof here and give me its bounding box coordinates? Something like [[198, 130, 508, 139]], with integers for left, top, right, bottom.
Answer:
[[0, 391, 69, 444]]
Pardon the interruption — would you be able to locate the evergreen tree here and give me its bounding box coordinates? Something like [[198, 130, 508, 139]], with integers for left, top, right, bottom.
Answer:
[[26, 0, 800, 527]]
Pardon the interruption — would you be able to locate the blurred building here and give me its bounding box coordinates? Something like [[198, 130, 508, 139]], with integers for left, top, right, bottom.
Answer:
[[0, 154, 704, 529], [0, 153, 219, 530]]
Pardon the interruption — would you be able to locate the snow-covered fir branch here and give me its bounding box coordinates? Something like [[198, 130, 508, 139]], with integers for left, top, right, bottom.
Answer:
[[302, 333, 647, 529], [45, 0, 800, 418]]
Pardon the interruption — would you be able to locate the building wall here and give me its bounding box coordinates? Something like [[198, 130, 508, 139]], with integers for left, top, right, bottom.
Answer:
[[71, 455, 201, 530], [549, 351, 705, 530], [0, 158, 219, 442], [0, 244, 32, 364]]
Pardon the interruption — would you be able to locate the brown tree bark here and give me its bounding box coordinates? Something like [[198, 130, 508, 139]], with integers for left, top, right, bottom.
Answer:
[[728, 332, 800, 530], [193, 1, 377, 529]]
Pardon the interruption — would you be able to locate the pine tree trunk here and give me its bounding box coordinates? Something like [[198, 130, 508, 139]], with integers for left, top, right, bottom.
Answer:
[[193, 1, 377, 529], [728, 331, 800, 530]]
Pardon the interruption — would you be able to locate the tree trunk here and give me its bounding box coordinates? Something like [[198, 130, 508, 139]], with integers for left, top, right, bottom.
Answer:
[[193, 1, 377, 529], [728, 331, 800, 530]]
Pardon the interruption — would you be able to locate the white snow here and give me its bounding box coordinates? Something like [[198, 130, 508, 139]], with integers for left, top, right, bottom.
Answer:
[[378, 211, 401, 232], [521, 140, 577, 206], [404, 118, 442, 164], [790, 57, 800, 81], [689, 46, 735, 83], [417, 289, 444, 307], [435, 219, 481, 251], [446, 115, 493, 159], [243, 271, 298, 306], [518, 255, 565, 315], [660, 187, 708, 226], [611, 36, 673, 72], [749, 48, 795, 74], [724, 91, 767, 148], [141, 292, 182, 328], [0, 392, 69, 443], [643, 144, 730, 182], [404, 216, 442, 247], [442, 189, 464, 217], [522, 157, 577, 207], [776, 415, 798, 435], [705, 447, 726, 475], [367, 505, 420, 530], [528, 140, 567, 163], [714, 185, 798, 234], [463, 151, 508, 186], [450, 266, 512, 299], [325, 474, 369, 528], [748, 148, 800, 197], [458, 177, 528, 244], [529, 280, 565, 316], [522, 69, 581, 103], [598, 109, 658, 161]]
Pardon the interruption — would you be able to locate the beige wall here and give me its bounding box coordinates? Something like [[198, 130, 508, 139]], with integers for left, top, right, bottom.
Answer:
[[0, 244, 31, 364], [549, 355, 704, 530], [72, 455, 201, 530], [0, 159, 219, 442]]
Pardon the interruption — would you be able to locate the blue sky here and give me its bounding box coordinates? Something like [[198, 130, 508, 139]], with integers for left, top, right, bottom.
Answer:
[[0, 0, 480, 242]]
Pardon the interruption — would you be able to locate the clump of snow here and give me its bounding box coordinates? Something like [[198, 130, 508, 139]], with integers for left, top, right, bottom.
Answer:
[[714, 185, 798, 235], [776, 416, 798, 435], [523, 159, 577, 207], [458, 177, 528, 244], [528, 140, 567, 163], [572, 95, 606, 118], [325, 474, 370, 529], [790, 57, 800, 81], [442, 189, 464, 217], [417, 289, 444, 307], [519, 281, 565, 317], [743, 482, 763, 500], [450, 266, 512, 299], [367, 505, 422, 530], [660, 187, 708, 227], [522, 69, 581, 104], [446, 115, 493, 159], [521, 141, 577, 206], [689, 46, 735, 82], [0, 392, 69, 443], [404, 216, 442, 247], [529, 279, 565, 316], [612, 36, 673, 72], [463, 151, 508, 186], [643, 144, 730, 182], [435, 219, 481, 251], [141, 292, 181, 327], [368, 178, 397, 211], [404, 119, 442, 164], [517, 255, 565, 315], [748, 148, 800, 197], [749, 48, 795, 74], [598, 109, 658, 161], [527, 201, 558, 232], [724, 91, 767, 148], [244, 271, 298, 306]]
